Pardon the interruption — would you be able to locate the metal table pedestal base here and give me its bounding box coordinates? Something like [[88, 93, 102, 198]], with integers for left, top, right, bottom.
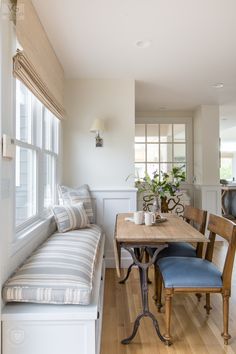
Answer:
[[121, 246, 170, 346], [119, 249, 152, 284]]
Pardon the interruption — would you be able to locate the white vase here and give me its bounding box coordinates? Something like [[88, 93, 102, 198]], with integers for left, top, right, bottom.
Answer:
[[152, 195, 160, 213]]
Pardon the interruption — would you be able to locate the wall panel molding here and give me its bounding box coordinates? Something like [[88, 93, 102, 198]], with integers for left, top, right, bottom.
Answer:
[[91, 188, 137, 267]]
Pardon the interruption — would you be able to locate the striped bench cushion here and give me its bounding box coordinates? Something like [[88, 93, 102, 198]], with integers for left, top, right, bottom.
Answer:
[[2, 225, 103, 305]]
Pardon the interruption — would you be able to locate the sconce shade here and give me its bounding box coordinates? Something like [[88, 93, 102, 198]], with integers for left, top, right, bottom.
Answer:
[[90, 118, 105, 132]]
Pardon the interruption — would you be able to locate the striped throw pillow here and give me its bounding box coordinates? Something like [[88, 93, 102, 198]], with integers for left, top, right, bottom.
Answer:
[[58, 184, 94, 223], [52, 203, 89, 233]]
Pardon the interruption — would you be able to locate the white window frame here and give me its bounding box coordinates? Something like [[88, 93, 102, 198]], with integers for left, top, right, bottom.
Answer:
[[42, 107, 58, 210], [14, 80, 60, 238], [14, 140, 39, 232], [135, 116, 193, 185]]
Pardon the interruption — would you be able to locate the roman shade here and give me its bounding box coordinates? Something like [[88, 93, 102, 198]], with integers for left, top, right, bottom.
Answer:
[[14, 0, 65, 119]]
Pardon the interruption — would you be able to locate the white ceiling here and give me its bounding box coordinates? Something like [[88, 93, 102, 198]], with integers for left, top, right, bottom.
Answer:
[[32, 0, 236, 112]]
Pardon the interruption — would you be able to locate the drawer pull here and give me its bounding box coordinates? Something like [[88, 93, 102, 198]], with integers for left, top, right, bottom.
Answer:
[[97, 311, 100, 319]]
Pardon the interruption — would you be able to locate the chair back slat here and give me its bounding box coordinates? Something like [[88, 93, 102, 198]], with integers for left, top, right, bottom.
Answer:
[[223, 241, 236, 290], [206, 214, 236, 290], [183, 205, 207, 257], [208, 214, 235, 242], [204, 230, 216, 262], [183, 205, 207, 234]]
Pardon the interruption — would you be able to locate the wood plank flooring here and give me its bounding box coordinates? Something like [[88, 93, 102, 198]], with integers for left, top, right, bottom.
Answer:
[[101, 243, 236, 354]]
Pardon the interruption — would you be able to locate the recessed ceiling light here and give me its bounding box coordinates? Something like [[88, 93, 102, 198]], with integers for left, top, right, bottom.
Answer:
[[212, 83, 224, 88], [135, 40, 151, 48]]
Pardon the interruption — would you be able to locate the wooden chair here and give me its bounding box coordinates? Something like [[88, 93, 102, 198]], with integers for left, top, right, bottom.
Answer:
[[157, 214, 236, 345], [154, 205, 207, 308]]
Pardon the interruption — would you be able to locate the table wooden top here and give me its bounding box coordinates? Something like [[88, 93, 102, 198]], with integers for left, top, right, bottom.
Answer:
[[115, 213, 208, 245]]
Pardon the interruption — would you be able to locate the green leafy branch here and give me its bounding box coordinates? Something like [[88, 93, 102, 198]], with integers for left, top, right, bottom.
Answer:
[[134, 165, 186, 198]]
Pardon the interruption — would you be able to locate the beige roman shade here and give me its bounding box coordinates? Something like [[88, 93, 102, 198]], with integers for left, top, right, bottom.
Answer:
[[14, 0, 65, 119]]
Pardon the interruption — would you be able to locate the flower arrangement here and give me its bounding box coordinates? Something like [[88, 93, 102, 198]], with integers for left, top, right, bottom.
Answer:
[[135, 165, 186, 213], [135, 165, 185, 197]]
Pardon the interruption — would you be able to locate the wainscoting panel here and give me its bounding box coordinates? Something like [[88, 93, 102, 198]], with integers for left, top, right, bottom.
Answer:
[[91, 188, 137, 267], [193, 184, 222, 240], [193, 185, 221, 215]]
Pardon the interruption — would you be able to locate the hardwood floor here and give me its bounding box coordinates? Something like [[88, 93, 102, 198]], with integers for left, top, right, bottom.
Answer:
[[101, 243, 236, 354]]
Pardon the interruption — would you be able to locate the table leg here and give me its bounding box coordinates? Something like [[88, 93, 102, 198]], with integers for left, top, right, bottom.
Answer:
[[119, 248, 142, 284], [119, 261, 135, 284], [221, 190, 227, 215], [121, 247, 168, 345], [119, 248, 152, 284], [145, 250, 152, 284]]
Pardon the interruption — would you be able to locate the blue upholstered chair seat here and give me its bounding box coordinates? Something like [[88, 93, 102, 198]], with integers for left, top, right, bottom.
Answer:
[[148, 242, 197, 260], [158, 242, 197, 258], [157, 257, 222, 288]]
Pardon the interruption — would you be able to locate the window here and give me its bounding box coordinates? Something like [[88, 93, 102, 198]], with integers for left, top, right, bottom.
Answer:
[[220, 156, 233, 180], [135, 123, 187, 178], [220, 142, 236, 181], [15, 80, 59, 229]]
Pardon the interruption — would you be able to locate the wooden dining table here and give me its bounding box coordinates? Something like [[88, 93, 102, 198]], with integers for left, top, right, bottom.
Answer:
[[114, 213, 209, 346]]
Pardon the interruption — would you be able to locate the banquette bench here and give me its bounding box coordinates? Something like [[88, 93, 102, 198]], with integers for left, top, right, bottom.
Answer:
[[2, 224, 105, 354]]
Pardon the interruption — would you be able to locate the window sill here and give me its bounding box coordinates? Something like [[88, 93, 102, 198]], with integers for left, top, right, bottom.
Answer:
[[12, 216, 55, 256]]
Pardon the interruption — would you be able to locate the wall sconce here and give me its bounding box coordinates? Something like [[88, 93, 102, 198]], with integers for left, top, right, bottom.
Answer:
[[90, 118, 105, 147]]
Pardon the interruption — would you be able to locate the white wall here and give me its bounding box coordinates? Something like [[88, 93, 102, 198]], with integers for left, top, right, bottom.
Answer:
[[193, 106, 203, 185], [193, 105, 221, 215], [62, 79, 135, 188], [232, 152, 236, 179], [194, 105, 220, 185], [202, 106, 220, 185]]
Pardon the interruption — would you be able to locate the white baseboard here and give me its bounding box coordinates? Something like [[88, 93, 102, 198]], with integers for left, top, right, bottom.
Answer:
[[105, 256, 133, 268]]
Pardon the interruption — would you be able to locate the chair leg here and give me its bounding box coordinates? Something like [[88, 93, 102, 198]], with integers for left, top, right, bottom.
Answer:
[[156, 268, 163, 312], [163, 289, 173, 345], [204, 293, 212, 315], [222, 293, 231, 345], [153, 265, 158, 303]]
